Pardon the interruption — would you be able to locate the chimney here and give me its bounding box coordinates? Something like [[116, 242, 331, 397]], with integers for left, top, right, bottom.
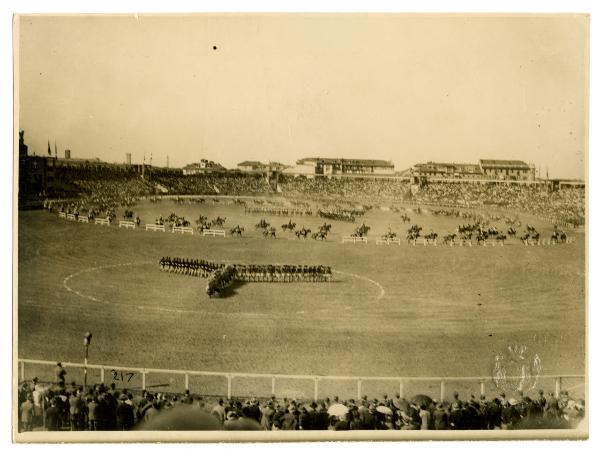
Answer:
[[126, 153, 132, 165], [65, 149, 71, 159]]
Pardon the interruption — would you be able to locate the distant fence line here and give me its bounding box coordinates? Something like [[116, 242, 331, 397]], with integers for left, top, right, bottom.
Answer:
[[18, 358, 583, 402]]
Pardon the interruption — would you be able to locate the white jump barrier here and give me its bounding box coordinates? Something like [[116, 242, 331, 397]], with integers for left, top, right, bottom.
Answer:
[[58, 212, 66, 219], [145, 224, 166, 232], [119, 220, 137, 229], [376, 238, 401, 245], [172, 226, 194, 235], [95, 218, 110, 225], [342, 236, 368, 244], [78, 216, 89, 223], [66, 213, 77, 221], [202, 229, 226, 237]]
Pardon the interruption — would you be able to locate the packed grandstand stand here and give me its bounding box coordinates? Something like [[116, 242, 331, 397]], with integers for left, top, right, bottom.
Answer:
[[28, 167, 585, 227], [18, 373, 584, 432]]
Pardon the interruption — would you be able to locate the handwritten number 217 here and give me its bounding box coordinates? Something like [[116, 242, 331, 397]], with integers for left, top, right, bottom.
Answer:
[[110, 369, 135, 383]]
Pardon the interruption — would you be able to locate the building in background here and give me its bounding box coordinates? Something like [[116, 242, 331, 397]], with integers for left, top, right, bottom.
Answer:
[[237, 161, 266, 172], [478, 159, 535, 181], [182, 159, 224, 175], [412, 159, 535, 182], [286, 157, 395, 177]]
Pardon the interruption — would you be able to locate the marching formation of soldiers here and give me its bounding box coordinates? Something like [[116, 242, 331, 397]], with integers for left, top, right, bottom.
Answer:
[[233, 264, 332, 283], [158, 257, 332, 284], [245, 206, 313, 217], [159, 257, 223, 277]]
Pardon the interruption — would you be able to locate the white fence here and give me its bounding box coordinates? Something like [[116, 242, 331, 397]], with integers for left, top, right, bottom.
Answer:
[[376, 238, 402, 245], [202, 229, 226, 237], [77, 216, 89, 223], [172, 226, 194, 235], [66, 213, 77, 221], [17, 358, 584, 402], [58, 212, 66, 219], [94, 218, 110, 226], [119, 220, 137, 229], [145, 224, 166, 232], [342, 236, 367, 244]]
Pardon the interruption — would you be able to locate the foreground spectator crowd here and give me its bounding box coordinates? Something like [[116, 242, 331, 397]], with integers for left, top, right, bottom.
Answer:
[[18, 370, 584, 432]]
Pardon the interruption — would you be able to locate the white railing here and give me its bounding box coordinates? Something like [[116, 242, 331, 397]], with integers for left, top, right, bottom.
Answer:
[[77, 216, 89, 223], [145, 224, 166, 232], [66, 214, 77, 221], [17, 358, 584, 402], [118, 220, 137, 229], [58, 212, 66, 219], [342, 236, 367, 244], [94, 218, 110, 225], [172, 226, 194, 235], [202, 229, 226, 237], [376, 238, 402, 245]]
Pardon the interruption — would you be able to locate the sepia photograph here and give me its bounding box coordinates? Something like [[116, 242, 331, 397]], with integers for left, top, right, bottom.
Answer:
[[12, 11, 588, 442]]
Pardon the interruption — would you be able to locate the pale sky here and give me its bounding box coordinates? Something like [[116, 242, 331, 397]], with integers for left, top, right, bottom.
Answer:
[[17, 14, 588, 178]]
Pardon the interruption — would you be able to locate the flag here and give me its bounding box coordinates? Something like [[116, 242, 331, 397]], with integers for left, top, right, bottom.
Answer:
[[47, 140, 51, 156]]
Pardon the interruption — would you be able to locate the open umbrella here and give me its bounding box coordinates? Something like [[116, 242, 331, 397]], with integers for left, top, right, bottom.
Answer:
[[376, 405, 393, 415], [327, 403, 349, 417], [411, 394, 433, 408]]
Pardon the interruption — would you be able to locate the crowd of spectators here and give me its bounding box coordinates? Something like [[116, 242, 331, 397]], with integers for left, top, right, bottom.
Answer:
[[278, 175, 411, 200], [18, 370, 584, 433], [152, 173, 273, 196], [413, 183, 585, 226], [40, 167, 585, 228]]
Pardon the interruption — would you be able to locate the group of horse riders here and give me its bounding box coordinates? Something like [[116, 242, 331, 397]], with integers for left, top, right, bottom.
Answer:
[[158, 257, 332, 283]]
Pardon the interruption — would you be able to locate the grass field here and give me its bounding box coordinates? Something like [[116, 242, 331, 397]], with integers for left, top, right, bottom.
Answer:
[[17, 200, 586, 399]]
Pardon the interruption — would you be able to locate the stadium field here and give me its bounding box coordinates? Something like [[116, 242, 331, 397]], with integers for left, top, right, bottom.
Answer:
[[17, 200, 585, 398]]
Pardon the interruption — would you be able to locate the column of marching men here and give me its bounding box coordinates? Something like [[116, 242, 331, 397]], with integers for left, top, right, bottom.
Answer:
[[159, 257, 333, 283]]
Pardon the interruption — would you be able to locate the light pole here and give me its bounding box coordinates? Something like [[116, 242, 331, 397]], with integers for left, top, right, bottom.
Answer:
[[83, 332, 92, 391]]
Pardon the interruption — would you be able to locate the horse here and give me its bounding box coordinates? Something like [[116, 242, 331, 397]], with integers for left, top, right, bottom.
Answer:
[[319, 223, 332, 234], [295, 227, 311, 239], [230, 225, 244, 237], [123, 209, 134, 220], [496, 232, 507, 245], [476, 230, 488, 246], [212, 216, 226, 227], [400, 214, 411, 223], [353, 223, 371, 238], [507, 226, 517, 238], [255, 219, 270, 230], [281, 219, 296, 232], [551, 230, 567, 244], [312, 231, 328, 241], [195, 215, 208, 226], [443, 233, 456, 246], [424, 232, 438, 245], [263, 227, 276, 238]]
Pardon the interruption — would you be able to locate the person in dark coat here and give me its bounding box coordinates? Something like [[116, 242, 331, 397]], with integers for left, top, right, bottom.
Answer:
[[314, 403, 330, 430], [45, 399, 61, 431], [448, 402, 463, 430], [116, 395, 135, 430]]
